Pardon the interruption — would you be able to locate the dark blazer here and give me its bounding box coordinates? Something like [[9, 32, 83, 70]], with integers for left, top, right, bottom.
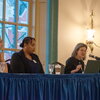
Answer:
[[64, 57, 84, 74], [10, 50, 44, 73]]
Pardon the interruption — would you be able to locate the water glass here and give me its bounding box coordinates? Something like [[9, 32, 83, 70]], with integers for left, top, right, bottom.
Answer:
[[49, 64, 54, 74]]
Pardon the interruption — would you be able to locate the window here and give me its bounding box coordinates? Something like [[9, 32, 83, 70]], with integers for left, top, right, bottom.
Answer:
[[0, 0, 33, 60]]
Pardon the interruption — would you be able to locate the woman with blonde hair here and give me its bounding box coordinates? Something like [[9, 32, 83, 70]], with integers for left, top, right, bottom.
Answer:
[[64, 43, 87, 74], [0, 38, 8, 73]]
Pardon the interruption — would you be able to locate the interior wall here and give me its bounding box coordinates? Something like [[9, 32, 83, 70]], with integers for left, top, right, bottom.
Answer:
[[39, 1, 47, 71], [35, 0, 47, 71], [58, 0, 100, 65]]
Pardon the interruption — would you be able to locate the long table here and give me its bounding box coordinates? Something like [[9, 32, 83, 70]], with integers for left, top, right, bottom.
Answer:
[[0, 73, 100, 100]]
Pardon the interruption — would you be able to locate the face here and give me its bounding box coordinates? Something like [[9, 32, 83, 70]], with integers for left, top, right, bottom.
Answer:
[[76, 47, 87, 60], [25, 39, 36, 54]]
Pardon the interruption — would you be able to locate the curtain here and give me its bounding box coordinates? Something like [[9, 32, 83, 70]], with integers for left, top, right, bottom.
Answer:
[[0, 73, 100, 100]]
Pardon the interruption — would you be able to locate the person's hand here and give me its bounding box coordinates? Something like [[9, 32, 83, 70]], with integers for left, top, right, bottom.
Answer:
[[71, 64, 82, 73], [76, 65, 82, 71]]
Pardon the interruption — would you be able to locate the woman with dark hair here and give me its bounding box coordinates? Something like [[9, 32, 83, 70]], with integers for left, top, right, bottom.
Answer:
[[64, 43, 87, 74], [10, 37, 44, 73]]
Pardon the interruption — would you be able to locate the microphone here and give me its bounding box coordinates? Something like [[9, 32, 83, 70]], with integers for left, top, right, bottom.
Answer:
[[89, 54, 100, 60]]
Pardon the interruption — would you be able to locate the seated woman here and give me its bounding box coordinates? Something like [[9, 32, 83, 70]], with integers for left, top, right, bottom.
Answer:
[[64, 43, 87, 74], [0, 38, 8, 73], [10, 37, 44, 73]]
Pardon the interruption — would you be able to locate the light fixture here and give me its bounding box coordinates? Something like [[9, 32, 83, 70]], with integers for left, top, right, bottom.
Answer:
[[86, 10, 95, 53]]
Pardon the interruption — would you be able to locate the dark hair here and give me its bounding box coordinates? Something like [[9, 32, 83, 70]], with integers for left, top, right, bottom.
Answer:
[[20, 37, 35, 48], [71, 43, 87, 60]]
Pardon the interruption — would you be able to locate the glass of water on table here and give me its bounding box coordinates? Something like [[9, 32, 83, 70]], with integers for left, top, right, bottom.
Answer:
[[49, 64, 54, 74]]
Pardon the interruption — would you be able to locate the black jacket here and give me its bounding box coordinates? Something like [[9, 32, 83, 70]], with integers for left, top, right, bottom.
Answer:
[[10, 50, 44, 73], [64, 57, 84, 74]]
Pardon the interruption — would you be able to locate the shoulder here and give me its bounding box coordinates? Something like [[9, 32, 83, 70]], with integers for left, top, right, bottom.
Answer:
[[12, 50, 25, 57], [12, 51, 23, 59], [66, 57, 76, 64], [31, 53, 39, 59], [12, 52, 19, 57], [66, 57, 75, 62]]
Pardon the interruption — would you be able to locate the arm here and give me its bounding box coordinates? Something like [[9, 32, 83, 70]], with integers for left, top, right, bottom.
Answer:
[[0, 53, 8, 73], [3, 64, 8, 73], [71, 64, 82, 73], [64, 65, 71, 74], [34, 54, 44, 73], [0, 52, 4, 62], [64, 64, 81, 74], [64, 57, 82, 74], [64, 59, 72, 74], [37, 57, 44, 73], [10, 53, 25, 73], [39, 61, 44, 73]]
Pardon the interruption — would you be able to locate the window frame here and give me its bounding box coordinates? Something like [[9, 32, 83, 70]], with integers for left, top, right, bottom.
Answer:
[[0, 0, 34, 59]]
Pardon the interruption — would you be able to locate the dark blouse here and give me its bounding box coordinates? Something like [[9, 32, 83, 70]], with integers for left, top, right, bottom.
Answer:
[[64, 57, 84, 74], [25, 57, 43, 73], [10, 50, 44, 73]]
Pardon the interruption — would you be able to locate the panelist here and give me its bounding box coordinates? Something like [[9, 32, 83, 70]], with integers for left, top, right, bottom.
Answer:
[[10, 37, 44, 73], [64, 43, 87, 74]]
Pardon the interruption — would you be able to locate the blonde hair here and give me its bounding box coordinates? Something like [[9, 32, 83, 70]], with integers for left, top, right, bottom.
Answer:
[[71, 43, 87, 60]]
